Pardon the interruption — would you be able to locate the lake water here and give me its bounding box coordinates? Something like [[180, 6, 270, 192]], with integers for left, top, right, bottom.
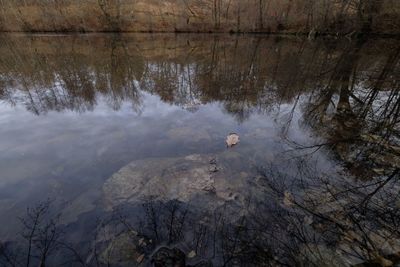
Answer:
[[0, 34, 399, 266]]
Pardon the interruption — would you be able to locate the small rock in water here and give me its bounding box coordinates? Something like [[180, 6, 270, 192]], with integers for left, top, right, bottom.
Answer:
[[152, 247, 186, 267], [209, 165, 218, 173], [188, 250, 196, 258], [209, 158, 218, 173], [226, 133, 240, 147]]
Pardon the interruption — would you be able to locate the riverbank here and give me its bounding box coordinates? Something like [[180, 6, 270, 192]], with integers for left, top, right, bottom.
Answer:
[[0, 0, 399, 35]]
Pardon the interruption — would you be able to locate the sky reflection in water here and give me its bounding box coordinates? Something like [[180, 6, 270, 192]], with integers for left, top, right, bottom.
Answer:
[[0, 34, 399, 266]]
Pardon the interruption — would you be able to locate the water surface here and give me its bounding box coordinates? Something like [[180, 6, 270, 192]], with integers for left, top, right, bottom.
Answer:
[[0, 34, 399, 266]]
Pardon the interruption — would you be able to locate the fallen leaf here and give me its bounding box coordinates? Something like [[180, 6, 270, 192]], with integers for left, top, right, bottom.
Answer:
[[138, 238, 146, 246], [372, 252, 393, 267], [226, 133, 240, 147], [283, 191, 294, 207], [373, 168, 385, 175], [136, 254, 145, 263]]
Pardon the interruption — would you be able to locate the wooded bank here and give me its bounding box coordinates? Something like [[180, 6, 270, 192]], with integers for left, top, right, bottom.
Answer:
[[0, 0, 399, 34]]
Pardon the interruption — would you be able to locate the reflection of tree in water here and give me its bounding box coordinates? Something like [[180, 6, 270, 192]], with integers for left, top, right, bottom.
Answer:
[[1, 35, 398, 122], [0, 34, 398, 169], [297, 38, 400, 177], [0, 35, 143, 114], [1, 162, 399, 266], [0, 34, 399, 266]]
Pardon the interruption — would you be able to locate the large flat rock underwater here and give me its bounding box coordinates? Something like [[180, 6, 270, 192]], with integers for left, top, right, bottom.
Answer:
[[102, 151, 270, 214]]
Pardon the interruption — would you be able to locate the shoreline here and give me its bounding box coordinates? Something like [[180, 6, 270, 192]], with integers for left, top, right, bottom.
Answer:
[[0, 30, 399, 39]]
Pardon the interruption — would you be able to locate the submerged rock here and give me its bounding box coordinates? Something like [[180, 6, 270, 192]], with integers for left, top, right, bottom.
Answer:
[[99, 232, 147, 266], [188, 261, 213, 267], [60, 190, 98, 224], [152, 247, 186, 267], [102, 153, 257, 211]]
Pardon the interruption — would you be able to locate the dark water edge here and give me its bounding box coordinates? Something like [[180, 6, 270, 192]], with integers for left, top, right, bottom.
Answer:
[[0, 33, 399, 267], [2, 30, 400, 39]]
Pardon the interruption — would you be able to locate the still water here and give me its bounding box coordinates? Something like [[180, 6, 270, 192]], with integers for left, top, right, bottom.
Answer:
[[0, 34, 399, 266]]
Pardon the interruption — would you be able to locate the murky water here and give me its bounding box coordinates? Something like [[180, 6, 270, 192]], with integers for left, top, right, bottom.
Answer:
[[0, 34, 399, 266]]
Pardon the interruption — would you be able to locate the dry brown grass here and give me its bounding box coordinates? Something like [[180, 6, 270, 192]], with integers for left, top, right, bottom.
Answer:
[[0, 0, 399, 34]]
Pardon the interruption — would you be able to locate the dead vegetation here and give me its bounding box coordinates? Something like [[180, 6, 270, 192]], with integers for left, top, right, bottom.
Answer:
[[0, 0, 399, 34]]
